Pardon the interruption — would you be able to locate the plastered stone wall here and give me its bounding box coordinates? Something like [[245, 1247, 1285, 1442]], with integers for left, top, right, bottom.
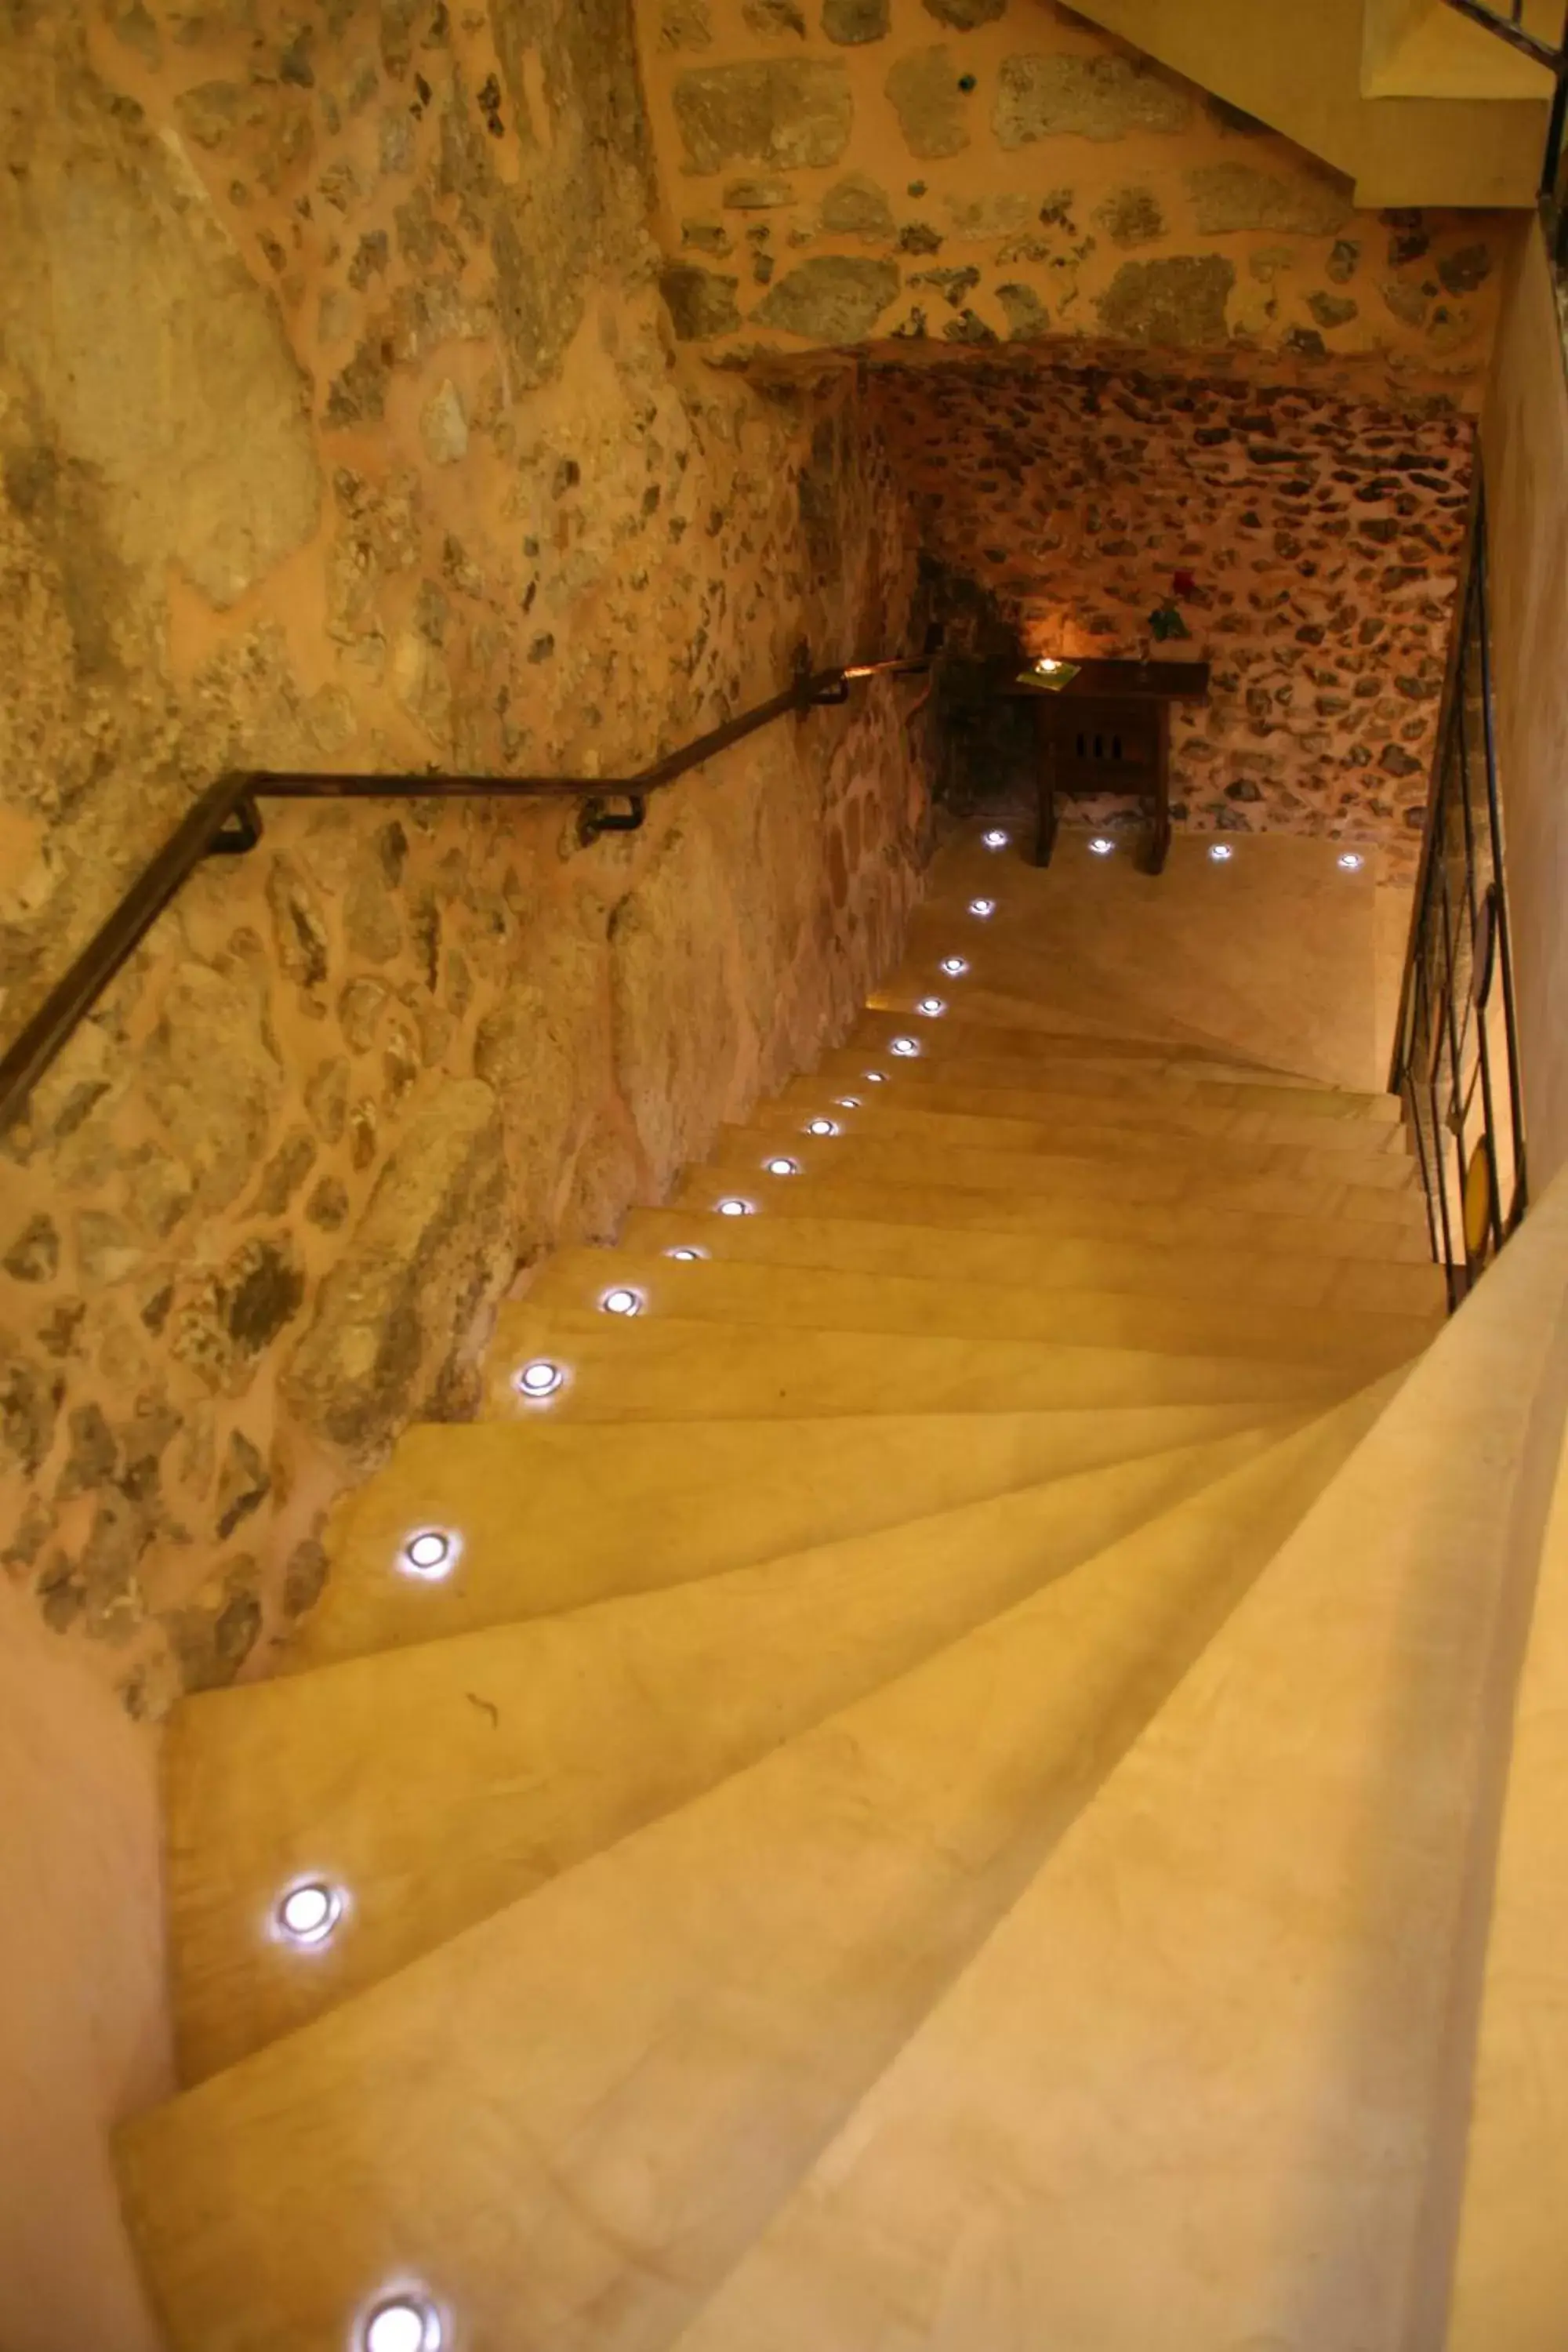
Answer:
[[864, 343, 1472, 854], [640, 0, 1507, 391], [0, 0, 931, 1715]]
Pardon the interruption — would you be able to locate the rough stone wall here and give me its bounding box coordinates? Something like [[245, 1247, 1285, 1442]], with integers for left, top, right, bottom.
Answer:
[[640, 0, 1507, 392], [865, 345, 1472, 854], [0, 1, 930, 1715]]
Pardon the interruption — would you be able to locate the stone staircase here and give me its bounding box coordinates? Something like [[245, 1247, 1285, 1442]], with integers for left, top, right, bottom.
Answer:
[[114, 821, 1568, 2349]]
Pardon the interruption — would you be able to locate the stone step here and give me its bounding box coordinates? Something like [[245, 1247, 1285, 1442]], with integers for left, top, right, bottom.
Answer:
[[748, 1091, 1412, 1167], [700, 1123, 1424, 1216], [167, 1421, 1295, 2082], [294, 1405, 1284, 1671], [622, 1207, 1450, 1321], [481, 1305, 1356, 1423], [666, 1166, 1436, 1264], [851, 1004, 1294, 1080], [522, 1247, 1436, 1370], [118, 1381, 1393, 2351], [797, 1047, 1403, 1125]]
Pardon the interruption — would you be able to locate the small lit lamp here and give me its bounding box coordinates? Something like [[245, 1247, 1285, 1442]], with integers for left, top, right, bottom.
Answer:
[[1015, 655, 1081, 694]]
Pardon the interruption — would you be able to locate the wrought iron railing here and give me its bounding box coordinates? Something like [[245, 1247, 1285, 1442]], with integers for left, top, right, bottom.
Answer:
[[0, 651, 931, 1138], [1389, 477, 1527, 1309], [1439, 0, 1568, 234]]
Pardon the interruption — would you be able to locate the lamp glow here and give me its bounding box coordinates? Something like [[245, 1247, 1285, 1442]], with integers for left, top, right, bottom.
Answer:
[[939, 956, 969, 977], [666, 1246, 706, 1261], [1338, 851, 1364, 871], [399, 1528, 457, 1581], [765, 1156, 800, 1177], [968, 898, 996, 919], [1208, 843, 1234, 863], [717, 1196, 754, 1217], [915, 997, 946, 1018], [276, 1882, 342, 1948], [601, 1287, 643, 1317], [982, 829, 1010, 850], [363, 2299, 443, 2352], [1088, 837, 1114, 857], [515, 1359, 564, 1398], [889, 1036, 920, 1058], [804, 1118, 839, 1137]]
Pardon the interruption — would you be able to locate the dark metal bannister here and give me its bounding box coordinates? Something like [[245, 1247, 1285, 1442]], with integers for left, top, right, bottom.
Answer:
[[0, 652, 931, 1138], [1388, 476, 1527, 1311]]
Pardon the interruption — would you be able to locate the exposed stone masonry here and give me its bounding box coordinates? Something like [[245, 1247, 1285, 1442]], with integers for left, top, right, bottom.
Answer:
[[641, 0, 1505, 391], [866, 346, 1471, 852], [0, 1, 930, 1713]]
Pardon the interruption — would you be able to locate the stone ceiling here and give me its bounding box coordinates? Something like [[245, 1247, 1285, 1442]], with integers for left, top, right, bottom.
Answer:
[[863, 343, 1471, 856]]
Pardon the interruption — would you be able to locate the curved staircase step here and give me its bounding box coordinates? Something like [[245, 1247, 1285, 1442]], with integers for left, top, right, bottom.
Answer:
[[668, 1165, 1437, 1262], [702, 1124, 1423, 1215], [167, 1421, 1299, 2080], [739, 1096, 1414, 1171], [805, 1046, 1401, 1123], [523, 1247, 1436, 1368], [783, 1071, 1406, 1151], [483, 1305, 1361, 1422], [118, 1378, 1395, 2352], [295, 1405, 1287, 1668], [623, 1207, 1449, 1319]]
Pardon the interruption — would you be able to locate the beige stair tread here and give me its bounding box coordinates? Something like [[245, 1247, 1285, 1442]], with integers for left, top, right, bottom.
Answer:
[[668, 1167, 1437, 1264], [119, 1381, 1393, 2350], [524, 1248, 1434, 1368], [668, 1191, 1568, 2352], [483, 1306, 1355, 1421], [853, 1006, 1293, 1079], [297, 1405, 1284, 1669], [824, 1037, 1352, 1105], [623, 1208, 1450, 1319], [741, 1094, 1412, 1171], [789, 1068, 1401, 1138], [702, 1126, 1423, 1218], [168, 1420, 1298, 2081]]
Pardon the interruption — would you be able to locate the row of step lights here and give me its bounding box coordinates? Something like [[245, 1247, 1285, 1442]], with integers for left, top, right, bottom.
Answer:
[[260, 817, 1373, 2351]]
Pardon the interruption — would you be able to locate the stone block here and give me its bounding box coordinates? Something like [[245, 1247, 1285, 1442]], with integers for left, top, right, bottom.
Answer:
[[995, 52, 1192, 147], [673, 61, 853, 174], [887, 47, 973, 159], [1096, 255, 1235, 347], [1186, 162, 1353, 238], [753, 256, 902, 339], [660, 263, 743, 339]]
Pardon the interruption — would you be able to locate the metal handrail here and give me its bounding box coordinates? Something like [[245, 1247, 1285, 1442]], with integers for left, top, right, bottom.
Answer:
[[1388, 474, 1527, 1309], [1437, 0, 1568, 203], [0, 652, 931, 1137]]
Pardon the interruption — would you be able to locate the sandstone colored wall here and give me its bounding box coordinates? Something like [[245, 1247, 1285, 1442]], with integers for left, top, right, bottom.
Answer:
[[867, 345, 1472, 858], [640, 0, 1507, 390], [0, 1, 931, 1719], [1482, 219, 1568, 1194]]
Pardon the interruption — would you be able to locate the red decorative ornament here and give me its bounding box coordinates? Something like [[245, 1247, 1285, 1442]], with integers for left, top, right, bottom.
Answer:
[[1171, 568, 1197, 597]]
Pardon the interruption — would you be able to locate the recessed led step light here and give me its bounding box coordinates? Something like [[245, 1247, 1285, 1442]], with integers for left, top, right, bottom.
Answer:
[[889, 1036, 920, 1058], [1208, 843, 1235, 862], [1088, 837, 1114, 857], [515, 1359, 565, 1398], [938, 956, 968, 976], [982, 828, 1009, 849], [1338, 851, 1364, 871], [804, 1118, 839, 1137], [398, 1529, 458, 1581], [765, 1156, 801, 1177], [967, 898, 996, 919], [600, 1287, 643, 1317], [362, 2297, 443, 2352], [716, 1196, 755, 1217], [665, 1245, 706, 1261], [275, 1882, 342, 1948]]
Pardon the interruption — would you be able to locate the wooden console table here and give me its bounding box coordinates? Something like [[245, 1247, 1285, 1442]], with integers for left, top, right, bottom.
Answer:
[[1007, 658, 1211, 877]]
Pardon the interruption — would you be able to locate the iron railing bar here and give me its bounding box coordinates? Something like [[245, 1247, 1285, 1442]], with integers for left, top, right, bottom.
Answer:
[[1437, 0, 1565, 69], [0, 655, 927, 1138], [1450, 608, 1509, 1258], [1417, 958, 1463, 1311], [1388, 461, 1485, 1094], [1436, 858, 1475, 1279], [1472, 495, 1530, 1227]]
